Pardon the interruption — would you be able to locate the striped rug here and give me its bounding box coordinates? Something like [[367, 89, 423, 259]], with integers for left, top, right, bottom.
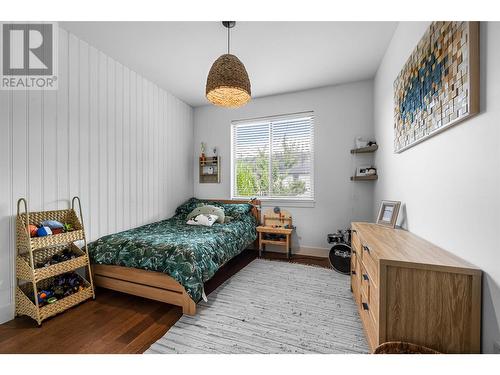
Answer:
[[146, 259, 369, 354]]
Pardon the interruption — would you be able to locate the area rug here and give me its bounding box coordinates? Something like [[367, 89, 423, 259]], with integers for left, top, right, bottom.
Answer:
[[145, 259, 369, 354]]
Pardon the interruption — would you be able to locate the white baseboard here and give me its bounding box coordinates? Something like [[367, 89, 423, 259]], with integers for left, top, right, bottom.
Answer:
[[260, 245, 329, 258], [0, 303, 14, 325]]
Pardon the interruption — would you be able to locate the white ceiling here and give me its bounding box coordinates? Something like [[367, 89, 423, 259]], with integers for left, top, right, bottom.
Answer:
[[61, 22, 397, 107]]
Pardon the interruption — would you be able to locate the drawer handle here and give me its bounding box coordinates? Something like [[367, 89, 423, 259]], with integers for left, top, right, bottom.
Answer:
[[362, 273, 369, 281], [352, 229, 357, 233], [351, 270, 356, 275], [362, 302, 369, 311], [352, 249, 357, 255], [363, 245, 370, 253]]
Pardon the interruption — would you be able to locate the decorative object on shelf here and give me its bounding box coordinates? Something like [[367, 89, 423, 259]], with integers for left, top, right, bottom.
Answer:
[[356, 165, 376, 177], [15, 196, 95, 325], [365, 167, 377, 176], [394, 21, 479, 153], [355, 137, 370, 149], [212, 147, 218, 157], [257, 208, 295, 259], [199, 156, 220, 183], [206, 21, 251, 108], [200, 142, 206, 161], [376, 200, 401, 228], [327, 229, 352, 275]]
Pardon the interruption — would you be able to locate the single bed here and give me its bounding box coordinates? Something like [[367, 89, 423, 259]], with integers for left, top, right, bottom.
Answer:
[[87, 198, 260, 315]]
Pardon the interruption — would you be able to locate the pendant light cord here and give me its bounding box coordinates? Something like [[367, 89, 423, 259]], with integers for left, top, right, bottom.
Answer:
[[227, 26, 230, 54]]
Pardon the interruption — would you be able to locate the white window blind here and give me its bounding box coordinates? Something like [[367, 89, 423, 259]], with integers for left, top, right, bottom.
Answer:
[[231, 112, 314, 200]]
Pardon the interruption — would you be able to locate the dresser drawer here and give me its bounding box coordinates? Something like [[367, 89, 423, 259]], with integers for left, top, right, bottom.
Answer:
[[360, 263, 379, 324], [360, 290, 377, 351], [351, 250, 361, 305], [360, 243, 378, 287], [352, 230, 362, 254]]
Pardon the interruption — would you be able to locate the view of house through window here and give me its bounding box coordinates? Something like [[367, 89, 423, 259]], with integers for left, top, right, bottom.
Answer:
[[231, 112, 314, 200]]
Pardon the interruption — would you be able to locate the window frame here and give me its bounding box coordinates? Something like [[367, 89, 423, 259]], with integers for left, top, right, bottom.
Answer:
[[230, 111, 315, 204]]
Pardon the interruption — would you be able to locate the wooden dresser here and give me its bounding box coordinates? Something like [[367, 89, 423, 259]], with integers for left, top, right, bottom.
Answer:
[[351, 222, 482, 353]]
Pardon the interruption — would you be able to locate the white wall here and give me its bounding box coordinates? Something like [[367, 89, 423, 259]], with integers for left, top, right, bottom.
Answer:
[[0, 27, 194, 324], [194, 81, 375, 255], [373, 22, 500, 353]]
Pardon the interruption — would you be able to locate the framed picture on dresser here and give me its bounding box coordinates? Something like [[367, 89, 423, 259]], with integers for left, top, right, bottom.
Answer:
[[376, 200, 401, 228]]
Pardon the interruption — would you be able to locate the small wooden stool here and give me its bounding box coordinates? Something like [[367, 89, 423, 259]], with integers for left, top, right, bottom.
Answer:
[[256, 208, 294, 259]]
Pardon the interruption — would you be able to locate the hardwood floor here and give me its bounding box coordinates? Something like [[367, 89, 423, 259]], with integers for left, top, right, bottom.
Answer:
[[0, 250, 330, 354]]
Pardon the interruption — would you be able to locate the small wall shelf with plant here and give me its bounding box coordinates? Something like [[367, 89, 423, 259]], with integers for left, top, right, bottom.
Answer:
[[199, 143, 220, 183], [199, 156, 220, 183]]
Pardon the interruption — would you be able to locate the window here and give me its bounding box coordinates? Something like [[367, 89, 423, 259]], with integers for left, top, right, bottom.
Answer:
[[231, 112, 314, 201]]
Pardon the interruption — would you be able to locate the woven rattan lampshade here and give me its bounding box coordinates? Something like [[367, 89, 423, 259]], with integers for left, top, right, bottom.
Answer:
[[205, 22, 251, 108], [206, 54, 251, 108]]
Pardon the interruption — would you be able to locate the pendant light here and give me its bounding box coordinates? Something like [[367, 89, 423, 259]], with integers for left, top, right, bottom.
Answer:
[[206, 21, 251, 108]]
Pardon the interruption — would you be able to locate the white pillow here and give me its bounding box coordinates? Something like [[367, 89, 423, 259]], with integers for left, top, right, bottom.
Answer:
[[186, 214, 218, 227]]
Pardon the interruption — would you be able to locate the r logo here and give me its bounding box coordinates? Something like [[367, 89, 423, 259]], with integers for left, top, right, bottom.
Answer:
[[2, 23, 53, 75]]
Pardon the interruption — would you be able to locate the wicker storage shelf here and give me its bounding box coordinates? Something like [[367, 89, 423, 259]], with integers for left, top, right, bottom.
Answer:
[[15, 197, 95, 325], [17, 243, 88, 282], [16, 275, 93, 323]]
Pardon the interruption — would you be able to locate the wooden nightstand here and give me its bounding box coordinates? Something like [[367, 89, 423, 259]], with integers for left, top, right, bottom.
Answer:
[[257, 226, 294, 259], [256, 208, 294, 259]]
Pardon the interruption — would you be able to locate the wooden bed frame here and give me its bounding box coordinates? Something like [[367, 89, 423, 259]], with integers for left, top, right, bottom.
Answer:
[[92, 199, 261, 315]]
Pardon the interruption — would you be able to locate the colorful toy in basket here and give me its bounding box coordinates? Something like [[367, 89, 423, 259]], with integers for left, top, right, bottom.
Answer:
[[41, 220, 65, 235], [35, 247, 77, 269], [36, 226, 52, 237], [29, 220, 75, 238], [28, 224, 38, 237], [41, 220, 64, 230], [37, 289, 54, 305], [63, 223, 74, 232], [32, 272, 84, 306]]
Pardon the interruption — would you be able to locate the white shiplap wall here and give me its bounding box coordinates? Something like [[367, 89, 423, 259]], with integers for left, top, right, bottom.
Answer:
[[0, 28, 194, 323]]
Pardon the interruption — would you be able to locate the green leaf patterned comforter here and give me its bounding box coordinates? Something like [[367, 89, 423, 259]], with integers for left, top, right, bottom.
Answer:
[[88, 211, 257, 302]]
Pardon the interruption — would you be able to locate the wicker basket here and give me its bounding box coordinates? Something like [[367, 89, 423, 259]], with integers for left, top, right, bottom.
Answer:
[[15, 197, 95, 325], [16, 206, 84, 252], [17, 243, 88, 283], [16, 274, 93, 324], [373, 341, 441, 354]]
